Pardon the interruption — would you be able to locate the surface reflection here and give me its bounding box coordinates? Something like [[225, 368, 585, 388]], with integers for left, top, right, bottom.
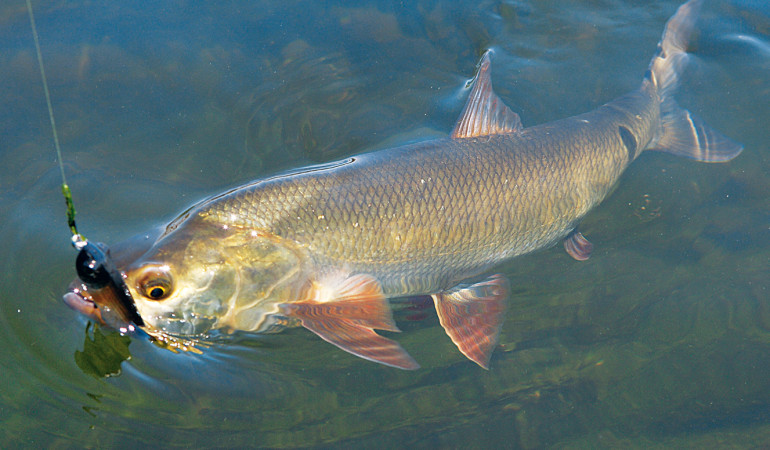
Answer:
[[75, 322, 131, 379]]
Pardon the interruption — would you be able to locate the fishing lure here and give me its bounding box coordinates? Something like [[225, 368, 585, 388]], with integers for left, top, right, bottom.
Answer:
[[25, 0, 143, 328]]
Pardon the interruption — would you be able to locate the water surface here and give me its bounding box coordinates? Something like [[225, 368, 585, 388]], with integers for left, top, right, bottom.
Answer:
[[1, 0, 769, 447]]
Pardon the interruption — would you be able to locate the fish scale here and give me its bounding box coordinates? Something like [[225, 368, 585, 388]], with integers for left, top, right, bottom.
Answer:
[[200, 96, 643, 296]]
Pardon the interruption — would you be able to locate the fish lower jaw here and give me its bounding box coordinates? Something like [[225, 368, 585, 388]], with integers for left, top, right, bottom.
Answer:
[[63, 290, 103, 324], [63, 289, 137, 333]]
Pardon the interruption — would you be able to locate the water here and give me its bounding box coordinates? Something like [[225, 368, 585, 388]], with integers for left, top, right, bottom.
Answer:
[[1, 0, 768, 447]]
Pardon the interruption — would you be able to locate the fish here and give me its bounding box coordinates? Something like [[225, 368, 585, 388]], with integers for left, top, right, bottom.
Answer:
[[64, 0, 741, 370]]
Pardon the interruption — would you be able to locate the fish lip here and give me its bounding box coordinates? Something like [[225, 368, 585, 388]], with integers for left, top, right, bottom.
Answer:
[[63, 281, 135, 331], [63, 283, 105, 325]]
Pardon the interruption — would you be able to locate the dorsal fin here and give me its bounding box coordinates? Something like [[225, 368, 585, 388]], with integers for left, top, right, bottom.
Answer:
[[451, 50, 523, 139]]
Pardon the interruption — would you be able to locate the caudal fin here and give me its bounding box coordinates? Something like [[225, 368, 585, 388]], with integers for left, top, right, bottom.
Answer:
[[647, 0, 743, 162]]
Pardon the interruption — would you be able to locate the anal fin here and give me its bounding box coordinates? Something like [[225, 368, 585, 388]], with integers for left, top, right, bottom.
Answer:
[[564, 229, 593, 261], [282, 274, 419, 370], [431, 274, 509, 369]]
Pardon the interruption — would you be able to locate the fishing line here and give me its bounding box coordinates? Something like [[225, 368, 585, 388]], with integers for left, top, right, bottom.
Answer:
[[25, 0, 81, 243], [26, 0, 145, 327]]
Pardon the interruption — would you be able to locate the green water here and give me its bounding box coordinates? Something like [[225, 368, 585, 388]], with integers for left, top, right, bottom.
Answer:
[[1, 0, 768, 447]]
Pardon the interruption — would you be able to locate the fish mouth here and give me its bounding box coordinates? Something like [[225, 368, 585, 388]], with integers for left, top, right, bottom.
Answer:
[[63, 281, 136, 332], [63, 284, 104, 324], [63, 283, 203, 353], [64, 232, 162, 331]]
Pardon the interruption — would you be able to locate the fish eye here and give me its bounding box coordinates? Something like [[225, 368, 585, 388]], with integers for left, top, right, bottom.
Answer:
[[146, 283, 169, 300], [135, 266, 174, 301]]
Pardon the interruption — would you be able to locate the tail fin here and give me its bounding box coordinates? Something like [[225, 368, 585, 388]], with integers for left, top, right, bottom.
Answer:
[[647, 0, 743, 162]]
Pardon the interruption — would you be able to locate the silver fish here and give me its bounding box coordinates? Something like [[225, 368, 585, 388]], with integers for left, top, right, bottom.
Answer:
[[65, 0, 741, 369]]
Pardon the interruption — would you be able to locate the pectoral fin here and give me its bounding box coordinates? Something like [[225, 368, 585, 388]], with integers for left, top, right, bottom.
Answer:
[[282, 274, 419, 370], [431, 274, 509, 369]]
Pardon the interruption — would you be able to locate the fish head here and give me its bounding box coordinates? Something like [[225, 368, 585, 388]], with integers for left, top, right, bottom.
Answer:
[[121, 218, 303, 337]]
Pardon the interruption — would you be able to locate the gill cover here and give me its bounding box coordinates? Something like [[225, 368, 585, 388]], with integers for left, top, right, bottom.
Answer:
[[123, 219, 305, 337]]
